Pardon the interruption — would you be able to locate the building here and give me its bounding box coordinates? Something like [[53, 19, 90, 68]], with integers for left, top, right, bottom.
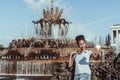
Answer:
[[111, 24, 120, 55], [111, 24, 120, 44]]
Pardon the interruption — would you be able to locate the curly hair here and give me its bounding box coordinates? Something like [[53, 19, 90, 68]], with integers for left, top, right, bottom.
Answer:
[[75, 35, 86, 46]]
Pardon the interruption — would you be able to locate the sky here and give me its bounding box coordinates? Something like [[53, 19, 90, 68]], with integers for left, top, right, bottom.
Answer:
[[0, 0, 120, 47]]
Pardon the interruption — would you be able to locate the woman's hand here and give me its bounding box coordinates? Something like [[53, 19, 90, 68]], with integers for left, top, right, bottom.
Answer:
[[92, 45, 101, 60], [70, 51, 77, 58], [70, 51, 77, 55], [94, 47, 101, 55], [68, 51, 77, 68]]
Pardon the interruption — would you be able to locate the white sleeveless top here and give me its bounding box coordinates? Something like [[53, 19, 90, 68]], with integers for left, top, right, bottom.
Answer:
[[74, 50, 92, 75]]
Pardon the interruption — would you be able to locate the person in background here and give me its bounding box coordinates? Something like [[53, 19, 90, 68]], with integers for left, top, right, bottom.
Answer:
[[68, 35, 102, 80]]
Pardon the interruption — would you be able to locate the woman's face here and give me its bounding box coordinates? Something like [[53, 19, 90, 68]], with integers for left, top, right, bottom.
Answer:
[[78, 40, 86, 50]]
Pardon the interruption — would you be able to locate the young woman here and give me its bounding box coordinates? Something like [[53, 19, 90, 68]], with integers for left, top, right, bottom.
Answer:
[[68, 35, 101, 80]]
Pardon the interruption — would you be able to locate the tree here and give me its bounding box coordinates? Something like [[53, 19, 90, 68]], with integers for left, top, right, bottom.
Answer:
[[0, 44, 4, 48], [0, 44, 4, 50], [99, 36, 102, 45], [106, 34, 111, 46]]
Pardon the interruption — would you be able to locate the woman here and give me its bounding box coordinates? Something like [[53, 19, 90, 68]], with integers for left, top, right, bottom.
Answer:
[[68, 35, 101, 80]]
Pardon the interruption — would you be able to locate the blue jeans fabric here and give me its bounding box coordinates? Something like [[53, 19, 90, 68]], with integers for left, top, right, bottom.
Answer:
[[74, 73, 91, 80]]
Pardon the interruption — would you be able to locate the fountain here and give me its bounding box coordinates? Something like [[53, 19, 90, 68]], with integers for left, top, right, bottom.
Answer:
[[0, 0, 119, 80], [0, 0, 72, 80], [32, 0, 71, 39]]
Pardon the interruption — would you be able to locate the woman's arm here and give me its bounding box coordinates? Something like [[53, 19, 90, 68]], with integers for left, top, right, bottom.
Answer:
[[68, 51, 77, 68]]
